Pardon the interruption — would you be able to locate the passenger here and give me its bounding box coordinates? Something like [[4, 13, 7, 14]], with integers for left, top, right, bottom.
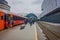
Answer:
[[29, 20, 35, 26], [8, 17, 10, 28], [24, 19, 28, 25], [29, 20, 33, 26], [12, 18, 14, 27]]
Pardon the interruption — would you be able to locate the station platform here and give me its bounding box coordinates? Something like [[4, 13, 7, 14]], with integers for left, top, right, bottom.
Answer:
[[0, 23, 46, 40]]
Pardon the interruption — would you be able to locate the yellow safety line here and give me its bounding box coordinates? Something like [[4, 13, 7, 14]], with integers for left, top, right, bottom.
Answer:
[[35, 24, 38, 40]]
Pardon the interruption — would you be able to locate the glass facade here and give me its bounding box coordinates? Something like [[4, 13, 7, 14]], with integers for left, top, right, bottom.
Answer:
[[40, 12, 60, 23]]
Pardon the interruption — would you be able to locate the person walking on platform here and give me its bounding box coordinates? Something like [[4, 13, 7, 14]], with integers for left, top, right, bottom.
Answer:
[[12, 18, 14, 27], [24, 19, 28, 25], [8, 16, 10, 28]]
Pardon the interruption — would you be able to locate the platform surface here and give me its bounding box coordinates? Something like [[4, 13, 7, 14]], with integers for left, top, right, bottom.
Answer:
[[0, 23, 46, 40]]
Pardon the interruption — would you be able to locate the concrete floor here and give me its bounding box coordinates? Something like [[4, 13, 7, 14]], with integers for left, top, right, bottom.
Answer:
[[0, 23, 46, 40]]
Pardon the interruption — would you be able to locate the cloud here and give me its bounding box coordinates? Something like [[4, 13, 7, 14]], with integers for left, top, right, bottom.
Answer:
[[32, 0, 43, 4], [6, 0, 43, 16]]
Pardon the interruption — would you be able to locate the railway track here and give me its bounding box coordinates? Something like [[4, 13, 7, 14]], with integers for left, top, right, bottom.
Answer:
[[38, 22, 60, 40]]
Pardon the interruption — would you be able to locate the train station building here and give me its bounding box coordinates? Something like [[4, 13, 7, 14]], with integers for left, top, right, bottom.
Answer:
[[40, 0, 60, 23], [40, 0, 60, 18], [0, 0, 10, 11]]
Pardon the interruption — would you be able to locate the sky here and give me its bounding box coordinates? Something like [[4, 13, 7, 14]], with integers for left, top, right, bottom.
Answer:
[[6, 0, 43, 17]]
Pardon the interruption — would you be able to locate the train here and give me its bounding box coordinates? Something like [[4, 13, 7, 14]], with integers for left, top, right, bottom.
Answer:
[[0, 10, 25, 31]]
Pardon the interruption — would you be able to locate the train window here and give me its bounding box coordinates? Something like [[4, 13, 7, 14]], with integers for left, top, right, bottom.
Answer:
[[13, 16, 24, 20], [5, 14, 10, 20]]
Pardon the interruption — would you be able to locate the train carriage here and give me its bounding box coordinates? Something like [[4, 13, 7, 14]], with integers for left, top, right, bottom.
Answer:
[[13, 15, 25, 26], [0, 11, 5, 30], [0, 10, 25, 31]]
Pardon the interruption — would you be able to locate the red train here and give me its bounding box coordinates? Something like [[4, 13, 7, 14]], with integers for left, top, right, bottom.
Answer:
[[0, 10, 25, 30]]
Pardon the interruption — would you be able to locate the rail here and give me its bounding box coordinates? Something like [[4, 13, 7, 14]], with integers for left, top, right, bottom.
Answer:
[[38, 22, 60, 40]]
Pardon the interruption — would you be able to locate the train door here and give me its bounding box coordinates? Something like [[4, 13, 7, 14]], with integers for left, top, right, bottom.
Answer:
[[8, 14, 10, 28], [5, 14, 10, 29], [10, 14, 14, 28], [4, 14, 10, 29], [5, 14, 13, 29], [0, 11, 5, 30]]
